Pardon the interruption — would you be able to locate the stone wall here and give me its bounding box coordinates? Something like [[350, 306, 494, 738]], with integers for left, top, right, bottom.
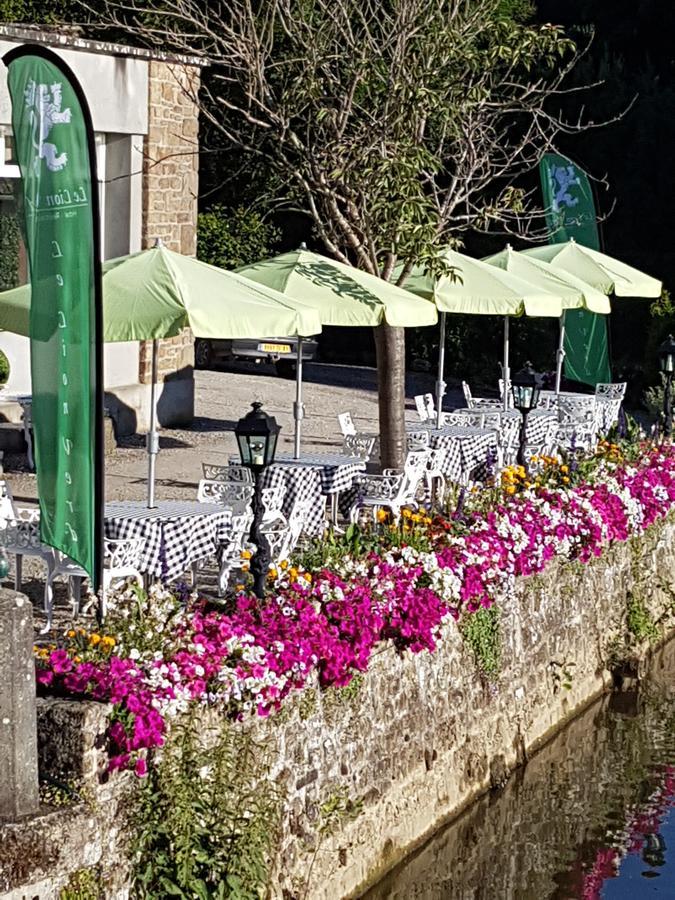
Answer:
[[2, 522, 675, 899], [139, 59, 200, 425]]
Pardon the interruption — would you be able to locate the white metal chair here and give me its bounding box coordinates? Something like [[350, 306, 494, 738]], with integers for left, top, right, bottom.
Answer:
[[342, 433, 376, 462], [198, 479, 254, 514], [557, 396, 599, 451], [338, 412, 357, 437], [201, 463, 253, 483], [462, 381, 502, 410], [0, 480, 55, 613], [348, 450, 429, 524], [594, 382, 626, 433], [44, 538, 145, 627], [414, 393, 435, 422]]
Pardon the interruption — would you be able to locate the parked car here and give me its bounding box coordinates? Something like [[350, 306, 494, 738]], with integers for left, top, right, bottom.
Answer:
[[194, 336, 319, 377]]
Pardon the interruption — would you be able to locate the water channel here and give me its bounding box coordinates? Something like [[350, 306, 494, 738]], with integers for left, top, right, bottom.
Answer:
[[364, 639, 675, 899]]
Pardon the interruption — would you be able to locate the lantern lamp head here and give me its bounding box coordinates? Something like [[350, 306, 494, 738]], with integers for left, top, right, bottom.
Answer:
[[511, 362, 541, 413], [658, 334, 675, 375], [234, 401, 280, 471]]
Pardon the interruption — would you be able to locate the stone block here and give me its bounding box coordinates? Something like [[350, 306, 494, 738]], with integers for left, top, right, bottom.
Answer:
[[0, 590, 39, 821]]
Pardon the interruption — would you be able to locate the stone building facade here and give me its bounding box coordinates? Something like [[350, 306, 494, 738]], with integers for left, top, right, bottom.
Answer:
[[0, 26, 202, 433]]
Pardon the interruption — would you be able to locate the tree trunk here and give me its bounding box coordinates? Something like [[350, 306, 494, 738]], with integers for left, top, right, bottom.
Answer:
[[373, 322, 406, 470]]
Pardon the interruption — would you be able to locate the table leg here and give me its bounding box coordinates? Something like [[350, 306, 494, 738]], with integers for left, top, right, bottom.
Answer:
[[329, 493, 345, 534]]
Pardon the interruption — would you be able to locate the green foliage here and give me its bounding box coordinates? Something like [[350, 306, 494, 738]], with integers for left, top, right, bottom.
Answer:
[[197, 206, 280, 270], [549, 659, 575, 693], [318, 786, 363, 837], [295, 518, 435, 573], [131, 716, 281, 899], [460, 605, 501, 679], [626, 593, 659, 645], [0, 351, 11, 387], [0, 213, 20, 293], [59, 868, 101, 900], [0, 0, 80, 23]]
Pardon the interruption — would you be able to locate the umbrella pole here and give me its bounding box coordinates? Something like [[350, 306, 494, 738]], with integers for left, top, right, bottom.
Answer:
[[147, 339, 159, 508], [503, 316, 510, 412], [436, 312, 447, 429], [293, 338, 304, 459], [555, 312, 566, 395]]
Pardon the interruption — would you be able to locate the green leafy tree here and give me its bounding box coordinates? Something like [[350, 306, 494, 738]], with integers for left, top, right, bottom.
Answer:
[[197, 205, 280, 270], [93, 0, 600, 466]]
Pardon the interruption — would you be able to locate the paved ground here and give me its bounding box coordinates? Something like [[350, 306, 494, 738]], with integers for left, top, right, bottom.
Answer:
[[5, 361, 465, 630], [7, 362, 463, 506]]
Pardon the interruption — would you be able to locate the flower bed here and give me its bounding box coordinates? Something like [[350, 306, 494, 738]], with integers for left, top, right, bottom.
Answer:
[[35, 442, 675, 773]]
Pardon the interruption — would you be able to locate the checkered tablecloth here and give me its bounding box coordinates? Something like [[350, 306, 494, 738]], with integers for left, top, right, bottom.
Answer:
[[427, 426, 498, 482], [525, 410, 558, 448], [105, 500, 233, 581], [263, 453, 366, 536], [273, 453, 366, 494]]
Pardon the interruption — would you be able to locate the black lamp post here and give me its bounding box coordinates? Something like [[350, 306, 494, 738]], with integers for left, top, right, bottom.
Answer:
[[658, 334, 675, 439], [511, 362, 541, 468], [234, 401, 280, 598]]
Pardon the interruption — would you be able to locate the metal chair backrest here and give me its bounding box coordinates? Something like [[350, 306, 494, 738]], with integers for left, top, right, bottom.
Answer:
[[0, 480, 16, 523], [401, 450, 429, 499], [595, 382, 627, 401], [414, 394, 430, 421], [338, 412, 357, 436], [406, 430, 430, 452], [440, 411, 464, 427], [261, 483, 286, 519], [198, 479, 254, 515], [462, 381, 473, 407], [201, 463, 253, 483], [557, 395, 597, 426], [343, 433, 376, 460]]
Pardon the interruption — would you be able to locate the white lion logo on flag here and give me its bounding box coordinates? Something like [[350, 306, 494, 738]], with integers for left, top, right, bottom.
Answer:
[[24, 79, 72, 173]]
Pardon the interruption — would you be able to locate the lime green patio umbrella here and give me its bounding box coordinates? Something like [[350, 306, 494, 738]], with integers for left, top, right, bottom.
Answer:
[[400, 248, 563, 422], [483, 245, 611, 394], [0, 242, 322, 505], [521, 239, 661, 391], [236, 247, 438, 455], [522, 239, 663, 298]]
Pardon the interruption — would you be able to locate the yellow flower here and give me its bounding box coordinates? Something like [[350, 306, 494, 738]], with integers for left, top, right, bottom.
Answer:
[[268, 567, 278, 580], [424, 517, 432, 525], [560, 465, 569, 474], [89, 633, 101, 646], [402, 508, 413, 519], [66, 629, 76, 638], [303, 572, 312, 583], [235, 583, 245, 592], [524, 481, 532, 489], [377, 509, 388, 523], [240, 549, 252, 560], [562, 476, 570, 484], [280, 559, 289, 570], [101, 636, 116, 649], [506, 485, 516, 495], [412, 513, 422, 523], [289, 567, 298, 580]]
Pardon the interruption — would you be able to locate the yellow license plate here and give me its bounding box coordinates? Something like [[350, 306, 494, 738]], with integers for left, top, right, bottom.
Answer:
[[260, 343, 291, 353]]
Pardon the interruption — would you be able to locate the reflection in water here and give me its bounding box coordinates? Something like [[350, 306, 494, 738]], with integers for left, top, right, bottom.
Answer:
[[363, 640, 675, 900]]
